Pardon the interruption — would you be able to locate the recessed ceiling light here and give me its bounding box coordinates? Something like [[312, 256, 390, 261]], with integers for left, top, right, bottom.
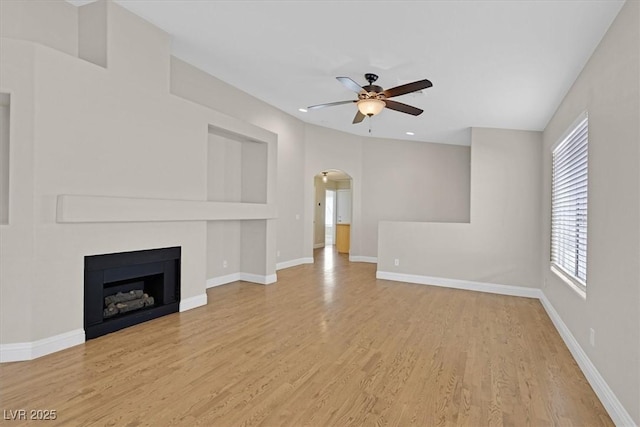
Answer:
[[298, 108, 307, 113], [406, 131, 415, 136]]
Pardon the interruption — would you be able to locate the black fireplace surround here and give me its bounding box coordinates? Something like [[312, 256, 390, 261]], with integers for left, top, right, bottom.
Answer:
[[84, 247, 180, 339]]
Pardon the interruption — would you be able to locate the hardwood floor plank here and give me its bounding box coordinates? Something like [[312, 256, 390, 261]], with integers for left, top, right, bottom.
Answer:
[[0, 248, 613, 426]]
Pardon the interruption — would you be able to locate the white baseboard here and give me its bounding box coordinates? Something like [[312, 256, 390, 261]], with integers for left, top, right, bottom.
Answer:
[[207, 273, 242, 288], [179, 293, 208, 312], [276, 257, 314, 270], [349, 255, 378, 263], [207, 272, 278, 287], [1, 294, 210, 362], [376, 271, 542, 299], [539, 294, 636, 427], [313, 243, 325, 249], [0, 329, 85, 363], [240, 273, 277, 285]]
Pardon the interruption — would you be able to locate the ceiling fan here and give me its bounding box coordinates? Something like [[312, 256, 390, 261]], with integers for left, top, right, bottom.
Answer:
[[308, 73, 433, 124]]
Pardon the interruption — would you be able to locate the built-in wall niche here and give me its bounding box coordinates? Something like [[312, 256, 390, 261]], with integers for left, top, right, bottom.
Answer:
[[205, 123, 275, 284], [207, 126, 267, 204], [0, 93, 10, 225]]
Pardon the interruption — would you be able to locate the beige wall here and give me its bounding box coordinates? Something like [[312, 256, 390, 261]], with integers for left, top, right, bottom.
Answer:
[[0, 98, 9, 224], [335, 180, 351, 190], [313, 176, 329, 247], [0, 38, 37, 345], [361, 139, 470, 257], [377, 128, 542, 288], [206, 133, 242, 277], [0, 0, 78, 57], [540, 0, 639, 422]]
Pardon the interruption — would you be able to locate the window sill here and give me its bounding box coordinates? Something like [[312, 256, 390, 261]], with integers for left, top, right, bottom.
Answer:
[[550, 265, 586, 300]]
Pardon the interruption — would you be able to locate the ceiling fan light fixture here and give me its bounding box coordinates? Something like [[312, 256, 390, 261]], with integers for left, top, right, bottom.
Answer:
[[322, 172, 328, 183], [309, 74, 431, 124], [357, 98, 385, 117]]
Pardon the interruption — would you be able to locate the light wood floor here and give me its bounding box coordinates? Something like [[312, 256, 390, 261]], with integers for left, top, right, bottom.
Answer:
[[0, 247, 612, 426]]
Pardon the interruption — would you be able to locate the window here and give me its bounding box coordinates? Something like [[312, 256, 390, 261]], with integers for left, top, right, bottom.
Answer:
[[551, 114, 588, 290]]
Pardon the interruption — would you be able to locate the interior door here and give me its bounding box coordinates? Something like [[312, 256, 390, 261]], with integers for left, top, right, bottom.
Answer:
[[336, 189, 352, 224]]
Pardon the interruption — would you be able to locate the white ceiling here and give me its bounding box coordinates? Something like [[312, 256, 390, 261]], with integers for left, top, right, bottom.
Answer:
[[75, 0, 624, 146]]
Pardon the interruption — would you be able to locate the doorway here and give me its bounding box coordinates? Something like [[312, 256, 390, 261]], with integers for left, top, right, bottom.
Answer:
[[313, 170, 352, 254]]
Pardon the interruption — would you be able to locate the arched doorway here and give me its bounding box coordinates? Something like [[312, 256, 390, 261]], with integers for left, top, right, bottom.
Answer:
[[313, 169, 353, 256]]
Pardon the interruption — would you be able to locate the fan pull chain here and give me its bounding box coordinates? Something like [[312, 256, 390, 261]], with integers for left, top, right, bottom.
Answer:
[[368, 117, 372, 134]]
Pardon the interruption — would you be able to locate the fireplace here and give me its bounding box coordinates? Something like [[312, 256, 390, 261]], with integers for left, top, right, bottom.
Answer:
[[84, 247, 180, 339]]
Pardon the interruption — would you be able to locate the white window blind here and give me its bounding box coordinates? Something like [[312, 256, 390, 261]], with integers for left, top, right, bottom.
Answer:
[[551, 116, 588, 287]]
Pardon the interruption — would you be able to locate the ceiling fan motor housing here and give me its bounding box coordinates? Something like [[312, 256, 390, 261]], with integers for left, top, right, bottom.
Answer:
[[362, 73, 383, 96], [364, 73, 379, 84], [361, 85, 384, 95]]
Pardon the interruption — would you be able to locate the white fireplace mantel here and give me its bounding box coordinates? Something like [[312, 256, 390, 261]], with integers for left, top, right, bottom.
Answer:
[[56, 194, 277, 223]]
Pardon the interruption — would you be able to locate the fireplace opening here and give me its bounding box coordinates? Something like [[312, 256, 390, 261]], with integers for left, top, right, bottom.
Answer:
[[84, 247, 180, 339], [102, 274, 160, 319]]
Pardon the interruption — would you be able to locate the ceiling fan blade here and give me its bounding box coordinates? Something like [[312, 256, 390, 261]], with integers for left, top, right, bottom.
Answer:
[[337, 77, 364, 93], [352, 110, 366, 124], [384, 100, 424, 116], [383, 79, 433, 98], [307, 100, 356, 110]]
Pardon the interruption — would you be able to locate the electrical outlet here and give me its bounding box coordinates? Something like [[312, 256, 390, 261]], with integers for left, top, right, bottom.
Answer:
[[295, 214, 300, 220], [589, 328, 595, 347], [277, 250, 281, 258], [394, 258, 400, 267], [223, 260, 228, 269]]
